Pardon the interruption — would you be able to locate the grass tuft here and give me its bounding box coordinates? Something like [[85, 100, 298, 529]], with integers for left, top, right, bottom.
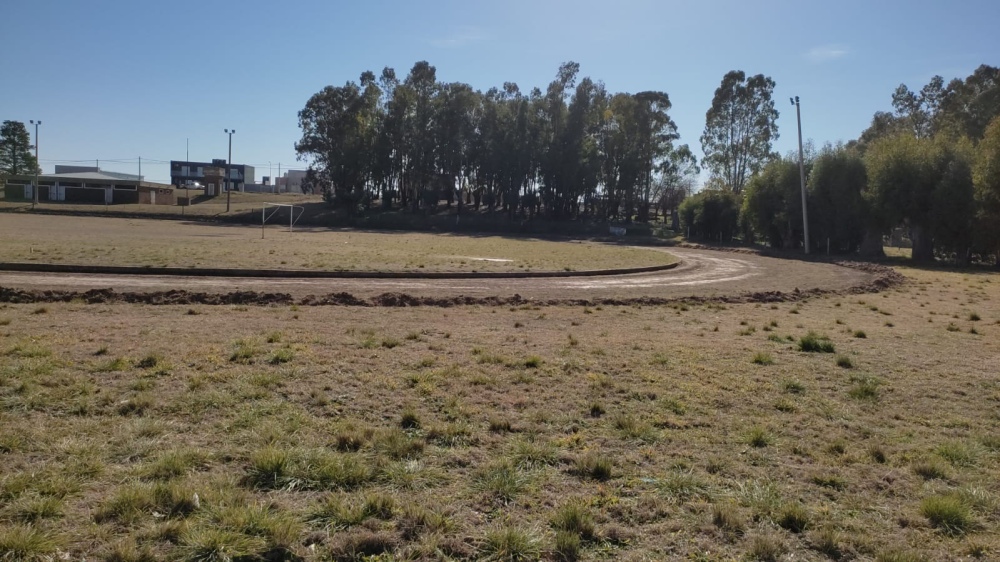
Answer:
[[798, 331, 835, 353], [752, 351, 774, 365], [481, 525, 542, 562], [0, 525, 59, 561], [920, 494, 972, 535]]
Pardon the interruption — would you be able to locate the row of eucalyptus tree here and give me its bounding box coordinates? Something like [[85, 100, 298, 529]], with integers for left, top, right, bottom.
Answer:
[[295, 61, 699, 221]]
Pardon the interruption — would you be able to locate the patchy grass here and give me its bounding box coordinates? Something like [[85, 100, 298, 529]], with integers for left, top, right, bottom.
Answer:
[[0, 261, 998, 559], [0, 213, 677, 273]]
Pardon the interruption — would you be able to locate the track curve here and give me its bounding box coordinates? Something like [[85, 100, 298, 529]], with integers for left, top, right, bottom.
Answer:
[[0, 248, 873, 302]]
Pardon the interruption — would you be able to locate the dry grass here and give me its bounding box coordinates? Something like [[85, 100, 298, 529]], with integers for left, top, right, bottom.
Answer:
[[0, 214, 676, 272], [0, 263, 998, 560]]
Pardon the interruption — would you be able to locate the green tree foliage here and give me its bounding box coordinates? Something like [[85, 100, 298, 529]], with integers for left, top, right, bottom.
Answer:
[[973, 116, 1000, 264], [859, 65, 999, 149], [679, 189, 740, 241], [741, 158, 804, 249], [864, 134, 975, 262], [700, 71, 779, 195], [0, 120, 39, 176], [808, 147, 868, 253], [295, 61, 688, 223]]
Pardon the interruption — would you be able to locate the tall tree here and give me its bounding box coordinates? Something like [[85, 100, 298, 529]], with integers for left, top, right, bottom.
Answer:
[[808, 146, 868, 253], [973, 116, 1000, 264], [0, 120, 39, 176], [700, 71, 779, 194]]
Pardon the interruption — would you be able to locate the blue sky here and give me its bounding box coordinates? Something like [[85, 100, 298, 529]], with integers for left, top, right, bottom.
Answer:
[[2, 0, 997, 183]]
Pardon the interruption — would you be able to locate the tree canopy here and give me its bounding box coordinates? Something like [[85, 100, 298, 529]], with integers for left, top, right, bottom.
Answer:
[[700, 71, 779, 195], [295, 61, 697, 222], [0, 120, 39, 176]]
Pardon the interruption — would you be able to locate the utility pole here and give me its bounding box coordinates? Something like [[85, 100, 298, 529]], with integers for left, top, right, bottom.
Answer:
[[30, 120, 41, 208], [791, 96, 810, 254], [224, 129, 235, 212], [278, 163, 281, 193], [186, 138, 189, 161], [138, 156, 142, 183]]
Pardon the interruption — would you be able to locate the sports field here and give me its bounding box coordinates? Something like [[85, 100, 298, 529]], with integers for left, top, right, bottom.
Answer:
[[1, 256, 998, 560], [0, 214, 675, 273]]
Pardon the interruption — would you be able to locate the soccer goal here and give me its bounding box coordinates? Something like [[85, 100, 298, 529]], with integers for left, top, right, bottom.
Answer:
[[261, 203, 305, 238]]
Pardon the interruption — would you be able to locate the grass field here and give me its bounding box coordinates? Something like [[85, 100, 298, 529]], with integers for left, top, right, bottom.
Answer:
[[1, 264, 998, 561], [0, 215, 675, 273]]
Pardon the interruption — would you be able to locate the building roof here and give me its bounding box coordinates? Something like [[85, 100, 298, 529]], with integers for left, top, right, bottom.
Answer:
[[5, 172, 173, 189]]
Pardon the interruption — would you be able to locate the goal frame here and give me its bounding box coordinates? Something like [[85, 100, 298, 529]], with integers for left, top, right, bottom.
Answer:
[[261, 203, 305, 238]]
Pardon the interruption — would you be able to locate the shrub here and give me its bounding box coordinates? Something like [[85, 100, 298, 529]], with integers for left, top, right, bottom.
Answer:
[[853, 330, 867, 338], [752, 352, 774, 365], [835, 355, 853, 369], [920, 494, 972, 534], [799, 332, 835, 353], [523, 356, 542, 368]]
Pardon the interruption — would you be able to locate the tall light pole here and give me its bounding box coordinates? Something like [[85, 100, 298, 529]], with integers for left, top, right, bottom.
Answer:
[[30, 120, 41, 208], [791, 97, 810, 254], [224, 129, 235, 212]]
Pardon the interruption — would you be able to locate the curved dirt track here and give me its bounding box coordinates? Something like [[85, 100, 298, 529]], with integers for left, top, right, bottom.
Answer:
[[0, 248, 875, 303]]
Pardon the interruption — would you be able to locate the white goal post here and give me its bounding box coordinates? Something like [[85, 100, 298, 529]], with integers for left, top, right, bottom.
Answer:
[[261, 203, 305, 238]]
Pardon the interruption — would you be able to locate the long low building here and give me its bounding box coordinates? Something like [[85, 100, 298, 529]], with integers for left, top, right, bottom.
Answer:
[[3, 172, 176, 205]]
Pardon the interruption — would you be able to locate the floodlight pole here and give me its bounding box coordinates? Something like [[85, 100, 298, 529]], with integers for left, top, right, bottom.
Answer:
[[224, 128, 235, 212], [30, 120, 41, 208], [791, 96, 810, 254]]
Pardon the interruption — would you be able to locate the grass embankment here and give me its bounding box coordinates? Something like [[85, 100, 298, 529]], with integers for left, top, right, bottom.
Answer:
[[0, 214, 675, 273], [1, 266, 998, 560]]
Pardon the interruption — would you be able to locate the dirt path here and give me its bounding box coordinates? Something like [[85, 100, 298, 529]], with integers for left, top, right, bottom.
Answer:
[[0, 248, 872, 301]]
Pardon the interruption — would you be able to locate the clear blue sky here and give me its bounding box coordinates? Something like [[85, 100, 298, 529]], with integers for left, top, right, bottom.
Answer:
[[2, 0, 997, 183]]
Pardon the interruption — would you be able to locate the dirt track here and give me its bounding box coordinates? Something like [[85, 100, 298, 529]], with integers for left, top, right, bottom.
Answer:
[[0, 248, 892, 306]]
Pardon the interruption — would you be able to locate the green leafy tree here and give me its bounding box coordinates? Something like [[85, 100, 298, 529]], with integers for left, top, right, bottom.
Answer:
[[741, 158, 803, 248], [808, 146, 868, 253], [864, 134, 975, 262], [973, 116, 1000, 264], [0, 120, 39, 176], [700, 71, 779, 194], [680, 188, 740, 241]]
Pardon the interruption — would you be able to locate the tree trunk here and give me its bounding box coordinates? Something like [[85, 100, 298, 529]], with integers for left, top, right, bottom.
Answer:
[[858, 228, 886, 258], [910, 225, 935, 263]]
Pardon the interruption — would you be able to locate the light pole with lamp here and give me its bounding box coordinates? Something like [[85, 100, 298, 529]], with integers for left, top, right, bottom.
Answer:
[[224, 128, 235, 212], [30, 120, 41, 208], [790, 96, 810, 254]]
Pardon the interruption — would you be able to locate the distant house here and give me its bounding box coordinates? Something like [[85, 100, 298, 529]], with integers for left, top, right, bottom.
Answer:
[[171, 159, 255, 195], [3, 171, 175, 205]]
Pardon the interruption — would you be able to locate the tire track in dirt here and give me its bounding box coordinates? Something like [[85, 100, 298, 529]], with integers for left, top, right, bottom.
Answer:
[[0, 249, 897, 306]]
